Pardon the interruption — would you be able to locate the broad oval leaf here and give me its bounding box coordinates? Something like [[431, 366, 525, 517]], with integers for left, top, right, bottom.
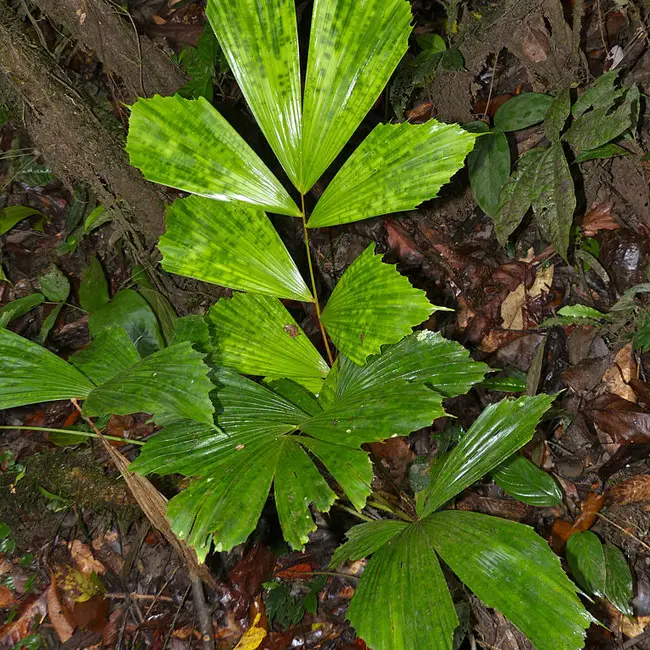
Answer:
[[603, 543, 633, 616], [301, 0, 412, 192], [321, 244, 434, 365], [492, 454, 563, 506], [208, 293, 329, 394], [467, 130, 510, 218], [126, 95, 300, 217], [0, 328, 94, 408], [83, 342, 215, 426], [425, 511, 591, 650], [494, 93, 554, 132], [159, 196, 312, 301], [566, 531, 606, 597], [421, 394, 555, 517], [308, 121, 476, 227], [345, 524, 458, 650], [205, 0, 303, 189]]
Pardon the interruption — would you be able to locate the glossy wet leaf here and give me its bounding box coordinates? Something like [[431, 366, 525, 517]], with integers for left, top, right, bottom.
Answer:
[[88, 289, 164, 357], [330, 520, 408, 566], [70, 326, 140, 386], [494, 93, 554, 132], [301, 0, 412, 192], [79, 257, 109, 313], [566, 531, 606, 597], [426, 511, 591, 650], [0, 328, 94, 408], [308, 121, 476, 227], [0, 294, 44, 325], [421, 394, 555, 516], [159, 196, 312, 301], [492, 454, 562, 506], [127, 95, 300, 216], [206, 0, 302, 188], [467, 130, 510, 218], [321, 245, 434, 365], [208, 293, 329, 393], [346, 524, 458, 650], [603, 543, 633, 616], [38, 265, 70, 303], [83, 342, 214, 425]]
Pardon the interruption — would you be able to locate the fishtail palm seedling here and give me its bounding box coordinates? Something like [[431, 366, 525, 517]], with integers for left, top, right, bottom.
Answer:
[[0, 0, 593, 648]]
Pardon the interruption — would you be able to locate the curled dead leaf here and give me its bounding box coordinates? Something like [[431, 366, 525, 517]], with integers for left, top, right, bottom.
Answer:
[[69, 540, 106, 576]]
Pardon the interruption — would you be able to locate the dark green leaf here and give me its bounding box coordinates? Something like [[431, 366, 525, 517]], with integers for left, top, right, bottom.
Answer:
[[566, 531, 606, 597], [421, 394, 555, 516], [171, 315, 212, 353], [0, 294, 44, 324], [574, 143, 631, 163], [38, 265, 70, 302], [478, 373, 527, 392], [0, 328, 94, 409], [468, 130, 510, 217], [88, 289, 164, 357], [265, 379, 322, 417], [440, 47, 464, 71], [416, 34, 446, 53], [426, 511, 591, 650], [330, 520, 408, 566], [544, 88, 571, 141], [265, 582, 306, 629], [494, 94, 554, 132], [79, 257, 109, 313], [603, 543, 633, 616], [492, 454, 562, 506], [0, 206, 46, 236], [177, 25, 222, 101], [572, 71, 619, 118], [36, 303, 63, 345]]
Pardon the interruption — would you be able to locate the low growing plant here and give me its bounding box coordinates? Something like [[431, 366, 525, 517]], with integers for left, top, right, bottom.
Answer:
[[0, 0, 594, 647]]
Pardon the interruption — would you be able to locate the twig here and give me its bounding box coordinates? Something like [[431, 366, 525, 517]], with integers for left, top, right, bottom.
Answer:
[[596, 512, 650, 553], [162, 584, 192, 650], [191, 574, 214, 650], [106, 592, 175, 603], [623, 626, 650, 649], [482, 51, 499, 119]]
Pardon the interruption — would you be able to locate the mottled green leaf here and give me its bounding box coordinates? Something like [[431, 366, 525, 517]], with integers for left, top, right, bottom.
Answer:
[[426, 511, 591, 650], [468, 130, 510, 218], [38, 265, 70, 302], [421, 394, 555, 516], [0, 294, 44, 325], [330, 520, 408, 566], [301, 0, 412, 192], [492, 454, 562, 506], [603, 544, 633, 616], [83, 342, 214, 425], [88, 289, 164, 357], [206, 0, 302, 188], [0, 328, 94, 408], [494, 93, 554, 132], [79, 257, 109, 313], [544, 88, 571, 141], [70, 326, 140, 386], [566, 531, 606, 597], [0, 206, 45, 236], [346, 524, 458, 650], [159, 196, 311, 301], [208, 293, 329, 393], [574, 143, 631, 163], [321, 245, 434, 365], [308, 121, 476, 227], [126, 95, 300, 216], [572, 71, 619, 118]]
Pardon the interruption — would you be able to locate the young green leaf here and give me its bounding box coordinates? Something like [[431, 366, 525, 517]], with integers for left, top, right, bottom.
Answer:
[[330, 520, 408, 566], [83, 342, 214, 425], [159, 196, 312, 302], [126, 95, 300, 216], [0, 294, 44, 324], [206, 0, 302, 189], [78, 257, 109, 313], [425, 511, 591, 650], [603, 543, 633, 616], [0, 328, 94, 408], [308, 121, 476, 227], [492, 454, 563, 506], [345, 524, 458, 650], [467, 130, 510, 218], [38, 265, 70, 303], [301, 0, 412, 192], [557, 304, 607, 320], [494, 93, 554, 132], [208, 293, 329, 393], [421, 394, 555, 516], [566, 531, 606, 597], [321, 245, 434, 365]]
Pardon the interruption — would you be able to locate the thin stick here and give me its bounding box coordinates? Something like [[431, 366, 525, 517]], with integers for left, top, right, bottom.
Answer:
[[596, 512, 650, 554], [300, 194, 334, 365], [191, 575, 214, 650], [0, 424, 144, 446], [106, 593, 175, 602]]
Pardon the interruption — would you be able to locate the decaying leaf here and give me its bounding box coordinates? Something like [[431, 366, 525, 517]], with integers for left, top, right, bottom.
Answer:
[[585, 394, 650, 445], [46, 581, 74, 643], [601, 343, 637, 403]]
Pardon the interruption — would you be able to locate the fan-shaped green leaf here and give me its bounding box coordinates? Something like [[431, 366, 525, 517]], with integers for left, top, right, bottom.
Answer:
[[346, 524, 458, 650], [492, 454, 563, 506], [301, 0, 412, 192], [308, 121, 476, 227], [604, 543, 633, 616], [321, 245, 434, 365], [70, 326, 140, 386], [0, 328, 94, 408], [83, 342, 214, 425], [159, 196, 312, 301], [421, 394, 555, 517], [265, 379, 323, 416], [330, 520, 408, 566], [425, 511, 591, 650], [126, 95, 300, 216], [566, 531, 606, 597], [208, 293, 329, 393], [206, 0, 302, 189]]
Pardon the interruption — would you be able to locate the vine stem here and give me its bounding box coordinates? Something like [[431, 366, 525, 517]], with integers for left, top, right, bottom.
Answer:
[[300, 193, 334, 366], [0, 424, 144, 445]]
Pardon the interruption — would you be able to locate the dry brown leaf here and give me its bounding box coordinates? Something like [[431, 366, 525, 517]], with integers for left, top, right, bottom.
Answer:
[[602, 343, 637, 402], [152, 14, 167, 25], [608, 475, 650, 505], [501, 283, 526, 330], [46, 582, 74, 643], [581, 202, 619, 237], [573, 492, 605, 532], [0, 592, 47, 646], [69, 540, 106, 576], [0, 585, 15, 608]]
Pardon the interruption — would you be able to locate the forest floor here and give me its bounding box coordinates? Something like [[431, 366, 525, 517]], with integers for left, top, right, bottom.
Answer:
[[1, 0, 650, 648]]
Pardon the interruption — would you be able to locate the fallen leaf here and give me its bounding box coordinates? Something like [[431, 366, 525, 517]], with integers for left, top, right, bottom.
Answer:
[[572, 492, 605, 532], [69, 540, 106, 576], [274, 563, 315, 580], [501, 284, 526, 330], [406, 102, 433, 122], [370, 436, 415, 484], [601, 343, 637, 403], [385, 220, 423, 263], [46, 582, 74, 643], [607, 475, 650, 506], [234, 612, 267, 650], [585, 394, 650, 445], [0, 592, 47, 646], [581, 202, 619, 236], [0, 585, 15, 607], [520, 23, 550, 63]]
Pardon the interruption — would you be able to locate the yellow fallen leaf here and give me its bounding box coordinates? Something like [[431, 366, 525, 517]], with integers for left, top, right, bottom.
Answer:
[[234, 613, 267, 650]]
